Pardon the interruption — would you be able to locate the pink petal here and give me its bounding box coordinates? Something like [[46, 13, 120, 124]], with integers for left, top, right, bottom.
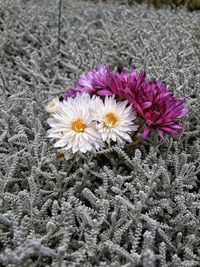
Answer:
[[142, 102, 152, 109], [97, 90, 114, 96], [142, 127, 151, 139], [156, 129, 165, 141], [160, 126, 182, 136]]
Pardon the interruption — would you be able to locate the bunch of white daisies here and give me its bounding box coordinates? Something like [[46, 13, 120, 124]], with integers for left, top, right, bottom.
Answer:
[[46, 93, 137, 158]]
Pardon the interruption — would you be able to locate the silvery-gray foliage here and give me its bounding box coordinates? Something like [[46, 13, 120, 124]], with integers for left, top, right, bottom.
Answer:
[[0, 0, 200, 266]]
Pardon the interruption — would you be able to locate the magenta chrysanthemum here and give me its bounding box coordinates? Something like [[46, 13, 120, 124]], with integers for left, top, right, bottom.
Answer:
[[124, 79, 188, 140], [64, 66, 146, 100], [64, 65, 113, 99], [106, 68, 146, 99], [77, 65, 111, 95]]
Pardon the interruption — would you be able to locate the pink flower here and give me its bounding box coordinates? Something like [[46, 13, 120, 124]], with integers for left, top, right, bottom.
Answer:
[[106, 68, 146, 99], [64, 65, 113, 99], [124, 79, 188, 140], [64, 66, 146, 100], [78, 65, 110, 94]]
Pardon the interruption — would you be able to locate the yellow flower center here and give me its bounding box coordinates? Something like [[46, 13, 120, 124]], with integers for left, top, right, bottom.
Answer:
[[104, 112, 118, 128], [71, 119, 86, 132]]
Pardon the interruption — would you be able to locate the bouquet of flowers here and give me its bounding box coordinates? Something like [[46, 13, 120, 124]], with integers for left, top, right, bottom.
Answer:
[[46, 65, 188, 159]]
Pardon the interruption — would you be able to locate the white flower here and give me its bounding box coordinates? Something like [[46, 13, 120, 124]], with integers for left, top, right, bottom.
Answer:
[[47, 93, 102, 154], [45, 97, 60, 113], [93, 96, 137, 143]]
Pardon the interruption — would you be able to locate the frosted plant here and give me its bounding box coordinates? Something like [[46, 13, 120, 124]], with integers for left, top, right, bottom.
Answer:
[[0, 0, 200, 266]]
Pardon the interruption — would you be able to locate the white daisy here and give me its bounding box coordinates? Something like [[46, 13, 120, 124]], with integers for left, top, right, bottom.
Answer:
[[45, 97, 60, 113], [93, 96, 138, 143], [47, 93, 102, 154]]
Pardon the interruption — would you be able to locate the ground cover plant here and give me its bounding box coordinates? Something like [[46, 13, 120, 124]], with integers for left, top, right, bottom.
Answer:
[[0, 0, 200, 266], [87, 0, 200, 10], [128, 0, 200, 10]]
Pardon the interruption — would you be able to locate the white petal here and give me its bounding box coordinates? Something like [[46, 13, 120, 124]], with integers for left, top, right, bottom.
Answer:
[[47, 93, 102, 155], [92, 96, 138, 144], [54, 138, 68, 148]]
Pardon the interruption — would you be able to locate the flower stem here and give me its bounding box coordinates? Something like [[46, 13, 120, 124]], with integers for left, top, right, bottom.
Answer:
[[131, 120, 146, 139]]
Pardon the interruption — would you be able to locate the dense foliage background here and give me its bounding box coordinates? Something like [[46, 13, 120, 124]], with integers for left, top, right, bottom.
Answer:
[[88, 0, 200, 10], [0, 0, 200, 266]]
